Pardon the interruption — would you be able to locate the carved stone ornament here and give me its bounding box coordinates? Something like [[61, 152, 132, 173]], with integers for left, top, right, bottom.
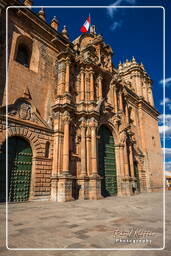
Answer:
[[111, 113, 122, 127], [63, 111, 71, 124], [2, 98, 50, 128], [79, 117, 87, 128], [119, 129, 127, 144], [89, 117, 98, 128], [18, 102, 32, 120]]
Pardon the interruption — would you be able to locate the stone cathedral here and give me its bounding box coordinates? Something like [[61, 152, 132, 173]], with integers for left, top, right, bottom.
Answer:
[[0, 0, 163, 203]]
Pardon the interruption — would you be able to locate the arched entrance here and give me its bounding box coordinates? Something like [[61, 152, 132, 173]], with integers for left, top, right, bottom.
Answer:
[[98, 125, 117, 197], [0, 137, 32, 202]]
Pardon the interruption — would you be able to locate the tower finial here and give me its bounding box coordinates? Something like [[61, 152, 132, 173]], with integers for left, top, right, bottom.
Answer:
[[62, 25, 69, 39], [38, 7, 46, 21], [23, 0, 33, 6], [51, 16, 59, 31], [132, 56, 136, 64], [140, 62, 144, 70], [90, 25, 96, 35], [118, 61, 122, 69]]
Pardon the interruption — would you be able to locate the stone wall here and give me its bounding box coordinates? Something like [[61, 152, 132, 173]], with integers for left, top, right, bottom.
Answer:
[[0, 117, 53, 200]]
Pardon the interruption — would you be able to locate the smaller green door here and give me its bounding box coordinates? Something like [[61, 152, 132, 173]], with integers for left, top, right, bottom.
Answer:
[[0, 137, 32, 202], [134, 161, 140, 192], [0, 143, 6, 202]]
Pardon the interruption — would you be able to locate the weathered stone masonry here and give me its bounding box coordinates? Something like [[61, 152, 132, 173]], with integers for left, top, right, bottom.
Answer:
[[0, 0, 163, 202]]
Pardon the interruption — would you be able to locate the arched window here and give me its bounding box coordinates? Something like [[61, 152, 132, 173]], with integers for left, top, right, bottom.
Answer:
[[16, 44, 30, 67]]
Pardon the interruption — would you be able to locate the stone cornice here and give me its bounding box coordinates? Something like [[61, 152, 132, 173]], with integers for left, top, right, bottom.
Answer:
[[52, 102, 76, 113], [138, 99, 160, 120], [118, 65, 151, 80], [124, 86, 159, 117], [7, 1, 73, 51], [0, 115, 53, 133]]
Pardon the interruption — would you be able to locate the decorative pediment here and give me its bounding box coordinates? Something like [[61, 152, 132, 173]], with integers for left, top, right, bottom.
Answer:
[[0, 98, 51, 128], [81, 45, 98, 64]]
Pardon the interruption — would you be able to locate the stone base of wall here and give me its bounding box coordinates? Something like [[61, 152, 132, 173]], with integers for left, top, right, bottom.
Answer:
[[77, 176, 89, 200], [88, 174, 103, 200], [57, 172, 75, 202]]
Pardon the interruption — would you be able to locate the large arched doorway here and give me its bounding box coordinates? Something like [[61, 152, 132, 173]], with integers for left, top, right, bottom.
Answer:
[[98, 125, 117, 197], [0, 137, 32, 202]]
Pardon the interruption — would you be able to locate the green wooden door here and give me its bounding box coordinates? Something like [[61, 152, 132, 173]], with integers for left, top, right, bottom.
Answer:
[[134, 161, 140, 192], [0, 142, 6, 202], [0, 137, 32, 202], [98, 126, 117, 197]]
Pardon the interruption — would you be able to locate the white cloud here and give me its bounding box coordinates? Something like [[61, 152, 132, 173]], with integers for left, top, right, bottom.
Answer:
[[165, 161, 171, 171], [159, 77, 171, 87], [159, 125, 171, 136], [162, 149, 171, 172], [162, 148, 171, 159], [111, 21, 122, 31], [158, 114, 171, 137], [160, 97, 171, 105], [160, 98, 171, 110], [158, 114, 171, 124], [106, 0, 136, 18]]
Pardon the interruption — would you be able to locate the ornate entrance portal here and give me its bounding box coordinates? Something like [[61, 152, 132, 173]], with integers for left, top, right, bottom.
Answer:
[[98, 126, 117, 197], [0, 137, 32, 202]]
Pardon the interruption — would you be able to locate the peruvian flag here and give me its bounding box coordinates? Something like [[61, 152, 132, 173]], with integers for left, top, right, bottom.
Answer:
[[80, 15, 91, 33]]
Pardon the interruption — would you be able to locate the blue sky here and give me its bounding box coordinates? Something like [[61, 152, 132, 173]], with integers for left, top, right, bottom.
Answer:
[[31, 0, 170, 171]]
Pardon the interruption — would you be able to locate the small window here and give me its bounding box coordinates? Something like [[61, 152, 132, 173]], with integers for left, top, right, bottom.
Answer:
[[152, 136, 155, 146], [45, 141, 50, 158], [16, 44, 30, 67]]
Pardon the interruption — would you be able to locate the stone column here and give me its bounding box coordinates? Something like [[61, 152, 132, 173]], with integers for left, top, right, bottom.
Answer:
[[119, 130, 131, 196], [123, 142, 132, 195], [62, 111, 70, 173], [80, 117, 87, 176], [119, 144, 128, 196], [124, 142, 130, 178], [113, 85, 118, 113], [51, 113, 60, 201], [129, 143, 135, 178], [65, 58, 70, 93], [80, 67, 85, 101], [89, 118, 102, 200], [90, 69, 94, 101], [57, 61, 65, 95], [78, 118, 89, 199], [61, 62, 66, 95], [86, 126, 91, 176], [115, 145, 122, 196], [90, 118, 98, 175], [119, 145, 125, 177], [125, 104, 129, 124], [119, 91, 123, 111], [58, 111, 73, 202], [98, 74, 103, 100], [85, 71, 90, 101]]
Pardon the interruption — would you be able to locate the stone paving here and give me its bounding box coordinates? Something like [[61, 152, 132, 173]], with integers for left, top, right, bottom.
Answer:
[[0, 191, 171, 256]]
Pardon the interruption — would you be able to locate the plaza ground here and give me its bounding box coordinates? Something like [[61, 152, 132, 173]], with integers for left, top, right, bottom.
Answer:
[[0, 190, 171, 256]]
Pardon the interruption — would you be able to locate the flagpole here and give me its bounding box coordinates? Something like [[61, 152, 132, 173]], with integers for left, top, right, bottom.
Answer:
[[89, 13, 91, 30]]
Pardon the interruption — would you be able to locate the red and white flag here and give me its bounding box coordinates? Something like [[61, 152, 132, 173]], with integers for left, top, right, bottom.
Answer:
[[80, 15, 91, 33]]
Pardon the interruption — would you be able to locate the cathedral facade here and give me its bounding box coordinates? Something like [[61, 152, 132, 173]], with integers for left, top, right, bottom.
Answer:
[[0, 0, 163, 202]]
